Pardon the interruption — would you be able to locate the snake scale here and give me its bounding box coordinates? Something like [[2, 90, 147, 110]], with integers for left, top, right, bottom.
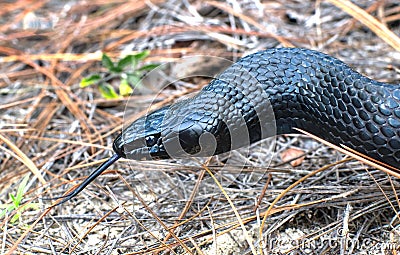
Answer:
[[55, 48, 400, 205]]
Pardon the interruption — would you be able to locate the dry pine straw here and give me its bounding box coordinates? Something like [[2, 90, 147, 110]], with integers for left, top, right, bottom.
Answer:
[[1, 0, 400, 254]]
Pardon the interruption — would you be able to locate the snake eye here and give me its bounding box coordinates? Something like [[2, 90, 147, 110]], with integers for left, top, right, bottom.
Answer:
[[145, 135, 157, 147]]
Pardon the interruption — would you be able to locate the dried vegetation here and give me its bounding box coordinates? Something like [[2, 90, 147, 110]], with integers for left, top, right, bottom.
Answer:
[[1, 0, 400, 254]]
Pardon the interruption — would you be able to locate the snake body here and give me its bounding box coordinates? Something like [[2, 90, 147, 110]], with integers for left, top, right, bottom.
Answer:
[[57, 48, 400, 205]]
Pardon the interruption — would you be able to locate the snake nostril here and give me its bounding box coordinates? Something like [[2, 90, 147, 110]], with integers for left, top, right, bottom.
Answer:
[[145, 135, 157, 147]]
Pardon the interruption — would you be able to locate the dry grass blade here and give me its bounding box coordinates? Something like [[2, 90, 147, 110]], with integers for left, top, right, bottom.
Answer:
[[0, 1, 45, 32], [125, 211, 181, 254], [0, 46, 99, 152], [205, 1, 294, 47], [69, 205, 121, 254], [162, 169, 207, 245], [1, 129, 35, 132], [365, 170, 400, 224], [202, 164, 257, 255], [254, 173, 272, 212], [18, 135, 110, 151], [258, 158, 351, 255], [0, 134, 46, 184], [294, 128, 400, 178], [327, 0, 400, 51], [118, 174, 193, 254], [0, 52, 104, 63], [5, 207, 52, 255], [341, 144, 398, 171], [0, 50, 177, 63]]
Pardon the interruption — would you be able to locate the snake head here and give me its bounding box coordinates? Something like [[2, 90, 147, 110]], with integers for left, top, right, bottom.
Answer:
[[113, 70, 277, 161], [113, 97, 235, 160], [113, 106, 171, 160]]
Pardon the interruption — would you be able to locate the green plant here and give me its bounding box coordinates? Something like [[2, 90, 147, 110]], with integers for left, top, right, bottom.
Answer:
[[80, 50, 159, 99], [0, 174, 39, 224]]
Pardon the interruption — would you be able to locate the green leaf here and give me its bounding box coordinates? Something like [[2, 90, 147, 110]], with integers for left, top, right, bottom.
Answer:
[[99, 83, 119, 99], [0, 174, 38, 224], [119, 79, 133, 96], [132, 50, 150, 61], [110, 66, 123, 73], [116, 51, 151, 71], [10, 211, 21, 224], [0, 204, 14, 218], [102, 53, 123, 73], [10, 194, 17, 206], [0, 209, 6, 218], [80, 74, 101, 88], [131, 50, 150, 70], [117, 55, 134, 70], [127, 74, 142, 87], [137, 63, 160, 72], [16, 174, 29, 203], [0, 207, 11, 219], [101, 53, 115, 70]]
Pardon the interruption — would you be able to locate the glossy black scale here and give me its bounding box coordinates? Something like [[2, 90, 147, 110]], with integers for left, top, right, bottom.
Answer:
[[55, 48, 400, 206], [116, 48, 400, 166]]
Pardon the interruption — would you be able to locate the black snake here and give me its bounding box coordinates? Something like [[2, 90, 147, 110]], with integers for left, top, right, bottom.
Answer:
[[55, 48, 400, 205]]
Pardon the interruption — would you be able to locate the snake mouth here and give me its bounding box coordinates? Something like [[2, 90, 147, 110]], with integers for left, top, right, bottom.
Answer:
[[113, 105, 174, 160], [113, 132, 171, 160], [146, 133, 171, 159]]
